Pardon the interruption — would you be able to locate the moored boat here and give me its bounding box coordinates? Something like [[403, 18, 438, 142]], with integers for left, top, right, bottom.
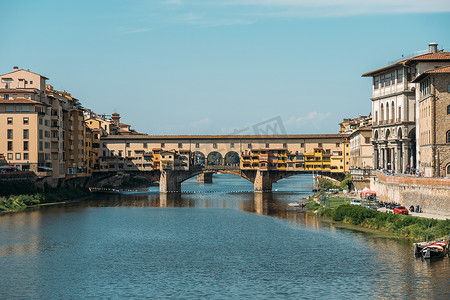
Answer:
[[415, 237, 449, 259], [421, 243, 445, 259]]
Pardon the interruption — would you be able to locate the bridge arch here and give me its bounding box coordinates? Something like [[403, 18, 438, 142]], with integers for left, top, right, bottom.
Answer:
[[193, 151, 206, 166], [207, 151, 223, 166], [224, 151, 240, 166]]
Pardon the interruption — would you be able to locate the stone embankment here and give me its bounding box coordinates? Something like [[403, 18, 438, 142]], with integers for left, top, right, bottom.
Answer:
[[372, 172, 450, 217]]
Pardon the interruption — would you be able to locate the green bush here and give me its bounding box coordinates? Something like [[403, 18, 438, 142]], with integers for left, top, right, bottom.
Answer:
[[0, 187, 89, 212]]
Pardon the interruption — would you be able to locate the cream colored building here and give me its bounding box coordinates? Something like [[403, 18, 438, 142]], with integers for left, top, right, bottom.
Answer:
[[349, 126, 373, 169], [0, 67, 88, 179]]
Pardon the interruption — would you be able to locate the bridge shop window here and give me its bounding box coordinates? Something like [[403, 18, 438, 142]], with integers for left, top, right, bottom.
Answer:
[[178, 143, 183, 148], [300, 143, 304, 148], [283, 143, 287, 148], [143, 143, 148, 148], [195, 143, 200, 148], [161, 143, 165, 148], [213, 143, 218, 149], [265, 143, 270, 148], [230, 143, 234, 148], [248, 143, 252, 149], [318, 143, 322, 148]]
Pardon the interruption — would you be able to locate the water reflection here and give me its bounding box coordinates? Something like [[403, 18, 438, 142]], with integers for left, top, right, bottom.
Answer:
[[0, 174, 449, 299]]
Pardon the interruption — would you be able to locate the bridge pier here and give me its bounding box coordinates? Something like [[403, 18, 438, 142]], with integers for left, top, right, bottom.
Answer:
[[254, 170, 273, 192], [197, 172, 213, 184], [159, 170, 181, 193]]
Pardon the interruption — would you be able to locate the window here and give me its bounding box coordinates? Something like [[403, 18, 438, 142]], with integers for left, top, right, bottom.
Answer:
[[266, 143, 270, 148], [7, 141, 13, 151], [283, 143, 287, 148], [5, 105, 13, 112], [447, 130, 450, 143], [7, 153, 13, 160], [213, 143, 218, 149], [118, 150, 123, 157], [22, 105, 30, 112], [336, 143, 340, 147], [230, 143, 234, 148], [7, 117, 12, 124], [30, 81, 33, 84], [15, 153, 21, 160], [15, 105, 20, 112], [39, 118, 43, 125], [128, 151, 131, 157], [23, 129, 29, 139], [39, 141, 43, 151], [397, 69, 403, 83], [374, 76, 379, 89], [23, 117, 29, 124], [448, 85, 450, 93], [195, 143, 200, 148], [7, 129, 13, 139], [380, 74, 385, 87], [161, 143, 165, 148], [24, 153, 29, 160], [178, 143, 183, 148], [126, 143, 130, 147], [318, 143, 322, 147], [365, 137, 371, 144], [300, 143, 304, 148], [248, 143, 252, 149], [4, 94, 9, 100], [447, 105, 450, 115], [143, 143, 148, 148]]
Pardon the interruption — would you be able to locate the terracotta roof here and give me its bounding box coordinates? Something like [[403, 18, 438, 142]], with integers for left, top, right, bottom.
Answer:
[[362, 51, 450, 77], [422, 65, 450, 74], [0, 69, 49, 80], [412, 65, 450, 82], [103, 134, 349, 140], [0, 98, 48, 105]]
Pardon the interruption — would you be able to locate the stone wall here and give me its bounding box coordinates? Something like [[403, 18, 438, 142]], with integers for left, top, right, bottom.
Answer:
[[371, 172, 450, 217]]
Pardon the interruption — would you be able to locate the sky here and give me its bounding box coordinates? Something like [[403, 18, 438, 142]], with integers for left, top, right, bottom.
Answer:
[[2, 0, 450, 135]]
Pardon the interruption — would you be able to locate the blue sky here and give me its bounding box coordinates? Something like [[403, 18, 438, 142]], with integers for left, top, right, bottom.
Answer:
[[2, 0, 450, 135]]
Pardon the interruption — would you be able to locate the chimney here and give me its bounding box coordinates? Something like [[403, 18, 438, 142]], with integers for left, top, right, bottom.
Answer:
[[428, 42, 438, 54], [13, 66, 19, 72], [111, 113, 120, 126]]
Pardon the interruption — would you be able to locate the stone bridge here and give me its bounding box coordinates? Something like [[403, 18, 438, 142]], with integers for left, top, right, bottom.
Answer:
[[89, 166, 344, 193]]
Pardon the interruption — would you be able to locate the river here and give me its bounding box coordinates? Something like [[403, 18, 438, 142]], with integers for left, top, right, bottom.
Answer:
[[0, 174, 449, 299]]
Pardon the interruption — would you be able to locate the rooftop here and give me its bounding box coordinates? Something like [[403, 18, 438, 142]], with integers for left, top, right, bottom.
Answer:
[[362, 50, 450, 77]]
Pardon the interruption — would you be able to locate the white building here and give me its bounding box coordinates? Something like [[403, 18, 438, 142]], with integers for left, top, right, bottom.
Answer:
[[362, 43, 450, 173]]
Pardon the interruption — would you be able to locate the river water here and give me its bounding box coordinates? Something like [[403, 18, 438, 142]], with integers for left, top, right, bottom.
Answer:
[[0, 174, 449, 299]]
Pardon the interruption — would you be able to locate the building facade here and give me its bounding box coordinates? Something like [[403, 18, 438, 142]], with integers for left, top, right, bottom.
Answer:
[[362, 43, 450, 173]]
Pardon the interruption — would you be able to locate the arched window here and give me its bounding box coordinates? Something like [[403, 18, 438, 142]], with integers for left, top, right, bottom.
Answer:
[[391, 101, 395, 122], [447, 105, 450, 115], [380, 104, 384, 124], [386, 103, 389, 123], [447, 130, 450, 143]]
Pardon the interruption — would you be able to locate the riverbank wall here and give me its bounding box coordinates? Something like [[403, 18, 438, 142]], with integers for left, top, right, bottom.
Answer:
[[371, 172, 450, 217]]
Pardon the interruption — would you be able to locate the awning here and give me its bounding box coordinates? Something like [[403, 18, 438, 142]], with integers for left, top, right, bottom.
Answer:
[[38, 166, 53, 171], [0, 165, 15, 169], [361, 189, 376, 195]]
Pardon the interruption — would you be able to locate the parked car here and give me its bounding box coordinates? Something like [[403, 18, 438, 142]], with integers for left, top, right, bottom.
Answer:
[[394, 206, 409, 215], [350, 199, 361, 206]]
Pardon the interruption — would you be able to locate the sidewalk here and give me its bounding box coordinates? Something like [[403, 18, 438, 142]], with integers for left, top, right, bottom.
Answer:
[[377, 207, 449, 220]]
